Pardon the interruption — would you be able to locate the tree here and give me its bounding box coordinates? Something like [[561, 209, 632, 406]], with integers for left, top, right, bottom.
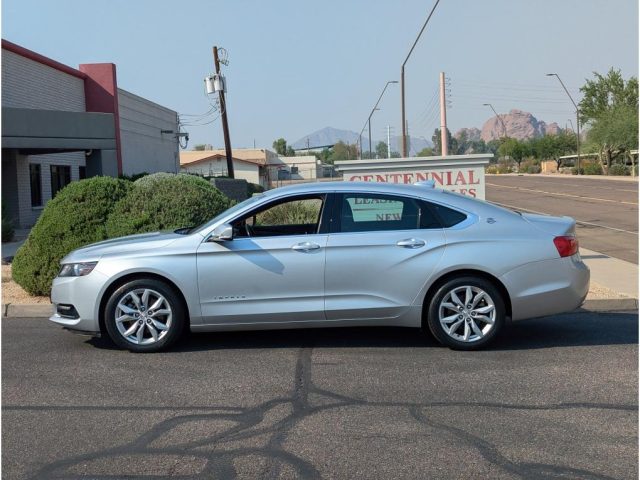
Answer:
[[498, 138, 530, 171], [432, 128, 456, 155], [375, 141, 388, 159], [579, 69, 639, 172], [530, 132, 577, 170], [272, 138, 289, 156], [587, 104, 638, 171], [330, 141, 358, 162], [416, 147, 434, 157], [579, 68, 638, 124], [193, 144, 207, 151]]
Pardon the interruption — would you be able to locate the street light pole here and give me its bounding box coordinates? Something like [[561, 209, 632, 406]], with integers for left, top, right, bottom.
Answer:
[[547, 73, 580, 174], [483, 103, 507, 138], [360, 81, 397, 159], [400, 0, 441, 157]]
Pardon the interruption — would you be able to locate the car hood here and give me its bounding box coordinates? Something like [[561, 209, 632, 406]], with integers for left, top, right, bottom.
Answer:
[[61, 231, 183, 263]]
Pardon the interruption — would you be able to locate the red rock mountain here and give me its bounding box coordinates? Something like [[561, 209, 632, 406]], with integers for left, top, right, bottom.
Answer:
[[480, 109, 562, 142]]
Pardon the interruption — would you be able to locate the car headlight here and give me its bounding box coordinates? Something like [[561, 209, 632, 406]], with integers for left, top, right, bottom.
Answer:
[[58, 262, 98, 277]]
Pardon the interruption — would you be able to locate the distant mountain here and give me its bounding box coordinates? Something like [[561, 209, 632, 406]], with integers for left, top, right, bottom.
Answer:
[[481, 109, 564, 142], [292, 127, 361, 150], [292, 126, 432, 154]]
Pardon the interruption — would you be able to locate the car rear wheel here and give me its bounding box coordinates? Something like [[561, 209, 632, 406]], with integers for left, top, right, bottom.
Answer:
[[426, 276, 505, 350], [104, 278, 185, 353]]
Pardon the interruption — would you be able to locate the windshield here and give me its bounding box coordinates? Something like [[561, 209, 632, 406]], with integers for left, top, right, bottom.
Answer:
[[189, 193, 266, 235]]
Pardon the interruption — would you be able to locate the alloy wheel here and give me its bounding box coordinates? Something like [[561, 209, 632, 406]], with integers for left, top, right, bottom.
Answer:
[[114, 288, 172, 345], [438, 286, 496, 343]]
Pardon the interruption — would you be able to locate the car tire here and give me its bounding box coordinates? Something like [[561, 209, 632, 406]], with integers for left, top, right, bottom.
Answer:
[[426, 276, 505, 350], [104, 278, 185, 353]]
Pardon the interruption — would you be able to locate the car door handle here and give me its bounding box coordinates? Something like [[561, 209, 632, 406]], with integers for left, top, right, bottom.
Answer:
[[396, 238, 426, 249], [292, 242, 321, 252]]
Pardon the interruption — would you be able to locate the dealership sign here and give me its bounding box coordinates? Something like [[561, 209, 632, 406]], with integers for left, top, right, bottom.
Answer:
[[334, 154, 493, 199]]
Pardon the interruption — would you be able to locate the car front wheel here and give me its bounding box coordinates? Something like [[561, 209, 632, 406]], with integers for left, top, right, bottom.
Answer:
[[104, 278, 185, 353], [426, 276, 505, 350]]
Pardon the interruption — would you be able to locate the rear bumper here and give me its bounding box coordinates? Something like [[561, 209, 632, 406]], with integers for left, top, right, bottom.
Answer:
[[501, 254, 590, 321]]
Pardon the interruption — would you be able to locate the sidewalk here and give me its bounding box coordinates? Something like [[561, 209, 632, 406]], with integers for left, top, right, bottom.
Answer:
[[580, 248, 638, 299]]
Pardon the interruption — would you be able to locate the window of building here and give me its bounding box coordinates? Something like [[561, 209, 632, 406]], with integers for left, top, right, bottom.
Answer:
[[30, 164, 42, 207], [50, 165, 71, 198], [79, 166, 86, 180]]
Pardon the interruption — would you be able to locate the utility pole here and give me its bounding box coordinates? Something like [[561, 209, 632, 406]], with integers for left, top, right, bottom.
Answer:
[[387, 125, 391, 159], [439, 72, 448, 156], [213, 46, 234, 178], [400, 0, 441, 157]]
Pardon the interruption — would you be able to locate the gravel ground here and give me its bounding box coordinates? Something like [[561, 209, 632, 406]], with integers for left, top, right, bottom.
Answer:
[[1, 265, 50, 305]]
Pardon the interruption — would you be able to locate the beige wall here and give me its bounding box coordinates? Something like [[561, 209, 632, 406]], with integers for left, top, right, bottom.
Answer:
[[181, 159, 261, 186]]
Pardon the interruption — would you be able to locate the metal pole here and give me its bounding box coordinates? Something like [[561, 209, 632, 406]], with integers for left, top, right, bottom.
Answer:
[[483, 103, 506, 138], [547, 73, 580, 174], [368, 119, 372, 159], [400, 0, 441, 158], [387, 125, 391, 159], [213, 46, 234, 178], [439, 72, 448, 156]]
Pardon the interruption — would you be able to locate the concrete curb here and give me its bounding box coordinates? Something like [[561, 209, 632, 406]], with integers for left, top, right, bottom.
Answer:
[[580, 298, 638, 312], [2, 299, 636, 319], [3, 304, 53, 318]]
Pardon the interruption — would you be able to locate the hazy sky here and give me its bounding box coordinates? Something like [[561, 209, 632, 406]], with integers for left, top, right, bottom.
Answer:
[[2, 0, 638, 150]]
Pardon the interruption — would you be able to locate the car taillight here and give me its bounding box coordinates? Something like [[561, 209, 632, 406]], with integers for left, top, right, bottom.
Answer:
[[553, 236, 578, 257]]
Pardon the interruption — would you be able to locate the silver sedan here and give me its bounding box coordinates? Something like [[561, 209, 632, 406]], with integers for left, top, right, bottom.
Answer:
[[50, 181, 589, 352]]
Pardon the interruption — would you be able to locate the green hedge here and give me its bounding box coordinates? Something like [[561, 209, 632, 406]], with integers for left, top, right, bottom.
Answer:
[[12, 177, 131, 295], [105, 173, 232, 238]]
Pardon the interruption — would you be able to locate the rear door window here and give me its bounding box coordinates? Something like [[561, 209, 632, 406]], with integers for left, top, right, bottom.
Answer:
[[337, 193, 441, 232]]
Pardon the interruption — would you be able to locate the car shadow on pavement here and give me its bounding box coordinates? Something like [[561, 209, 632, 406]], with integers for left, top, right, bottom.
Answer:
[[87, 310, 638, 353]]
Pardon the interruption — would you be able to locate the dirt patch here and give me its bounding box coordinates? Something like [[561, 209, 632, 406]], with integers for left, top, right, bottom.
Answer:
[[1, 265, 51, 305]]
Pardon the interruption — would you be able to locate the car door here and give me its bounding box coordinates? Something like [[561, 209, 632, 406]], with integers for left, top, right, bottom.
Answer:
[[197, 193, 330, 326], [324, 192, 446, 321]]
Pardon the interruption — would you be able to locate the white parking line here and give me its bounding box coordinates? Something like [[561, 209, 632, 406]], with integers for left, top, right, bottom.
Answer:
[[491, 201, 639, 235], [486, 183, 639, 206]]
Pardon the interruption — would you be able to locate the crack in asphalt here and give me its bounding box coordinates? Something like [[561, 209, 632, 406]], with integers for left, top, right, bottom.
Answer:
[[19, 345, 637, 480]]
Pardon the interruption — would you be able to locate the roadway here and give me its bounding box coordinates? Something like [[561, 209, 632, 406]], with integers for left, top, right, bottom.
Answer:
[[486, 175, 638, 264], [2, 315, 637, 479]]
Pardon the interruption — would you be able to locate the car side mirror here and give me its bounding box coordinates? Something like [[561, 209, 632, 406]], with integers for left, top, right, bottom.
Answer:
[[209, 223, 233, 242]]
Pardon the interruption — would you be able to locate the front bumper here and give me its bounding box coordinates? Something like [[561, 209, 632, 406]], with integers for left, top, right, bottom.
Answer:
[[49, 270, 110, 334], [501, 254, 590, 321]]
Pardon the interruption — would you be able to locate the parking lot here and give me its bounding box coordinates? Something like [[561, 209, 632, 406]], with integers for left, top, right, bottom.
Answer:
[[2, 311, 637, 479]]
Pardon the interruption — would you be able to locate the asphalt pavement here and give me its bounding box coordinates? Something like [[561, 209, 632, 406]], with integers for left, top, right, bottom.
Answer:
[[2, 313, 637, 479], [486, 175, 638, 264]]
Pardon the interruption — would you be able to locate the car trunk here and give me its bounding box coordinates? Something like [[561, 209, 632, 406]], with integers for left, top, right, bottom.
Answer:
[[520, 213, 576, 236]]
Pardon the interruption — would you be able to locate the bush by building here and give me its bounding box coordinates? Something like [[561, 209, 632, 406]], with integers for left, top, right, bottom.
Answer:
[[106, 173, 232, 238], [12, 177, 132, 295]]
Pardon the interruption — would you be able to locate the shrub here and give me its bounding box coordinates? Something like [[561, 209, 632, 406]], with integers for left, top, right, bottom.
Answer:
[[12, 177, 131, 296], [106, 173, 232, 238], [2, 202, 14, 243], [608, 163, 630, 176], [248, 182, 265, 196], [118, 171, 149, 182], [583, 163, 603, 175], [257, 199, 321, 226]]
